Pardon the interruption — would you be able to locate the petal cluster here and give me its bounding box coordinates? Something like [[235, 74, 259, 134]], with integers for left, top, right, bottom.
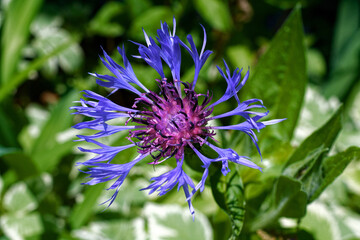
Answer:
[[72, 18, 285, 218]]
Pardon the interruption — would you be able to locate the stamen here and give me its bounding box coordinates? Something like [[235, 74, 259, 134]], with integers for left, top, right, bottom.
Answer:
[[178, 110, 188, 118], [153, 112, 161, 119], [158, 130, 170, 138], [153, 101, 164, 110], [171, 120, 179, 130], [174, 97, 184, 108], [189, 121, 194, 130], [170, 149, 178, 158]]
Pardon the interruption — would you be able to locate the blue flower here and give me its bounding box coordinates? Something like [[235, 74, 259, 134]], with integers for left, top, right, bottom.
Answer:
[[71, 17, 285, 218]]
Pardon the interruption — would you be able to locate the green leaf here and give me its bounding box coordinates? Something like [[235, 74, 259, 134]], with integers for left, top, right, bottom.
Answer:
[[325, 0, 360, 99], [0, 0, 43, 85], [29, 15, 84, 76], [210, 169, 246, 239], [283, 106, 343, 202], [243, 5, 306, 145], [2, 182, 38, 213], [226, 45, 254, 71], [126, 0, 152, 18], [69, 183, 105, 229], [26, 173, 53, 202], [0, 107, 17, 146], [273, 176, 307, 218], [2, 152, 39, 180], [309, 146, 360, 202], [143, 203, 213, 240], [282, 145, 328, 178], [307, 49, 327, 82], [72, 219, 136, 240], [129, 6, 173, 40], [324, 29, 360, 99], [0, 170, 18, 192], [249, 176, 307, 231], [330, 0, 360, 69], [299, 202, 342, 240], [0, 146, 18, 157], [0, 103, 26, 147], [59, 43, 83, 72], [291, 85, 340, 145], [88, 1, 125, 37], [336, 80, 360, 151], [0, 175, 3, 198], [30, 90, 79, 172], [93, 179, 148, 213], [0, 37, 78, 102], [194, 0, 232, 31], [283, 105, 343, 171], [0, 212, 44, 239], [185, 143, 218, 173], [17, 104, 50, 152], [264, 0, 311, 9]]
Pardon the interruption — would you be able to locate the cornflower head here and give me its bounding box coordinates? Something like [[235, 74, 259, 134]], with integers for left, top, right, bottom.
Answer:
[[71, 18, 285, 219]]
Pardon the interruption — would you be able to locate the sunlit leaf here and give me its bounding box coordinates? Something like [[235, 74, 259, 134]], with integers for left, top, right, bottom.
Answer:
[[143, 203, 213, 240], [283, 106, 343, 174], [72, 219, 136, 240], [2, 182, 38, 213], [336, 81, 360, 151], [94, 179, 148, 214], [309, 146, 360, 202], [283, 106, 344, 202], [30, 15, 84, 77], [0, 212, 44, 239], [0, 37, 78, 102], [194, 0, 232, 31], [300, 202, 342, 240], [292, 86, 339, 145]]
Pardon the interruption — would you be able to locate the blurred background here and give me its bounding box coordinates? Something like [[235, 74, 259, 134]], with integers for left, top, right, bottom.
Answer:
[[1, 0, 360, 239]]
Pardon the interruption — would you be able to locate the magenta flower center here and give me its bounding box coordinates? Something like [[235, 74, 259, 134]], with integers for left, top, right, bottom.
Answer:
[[129, 80, 214, 162]]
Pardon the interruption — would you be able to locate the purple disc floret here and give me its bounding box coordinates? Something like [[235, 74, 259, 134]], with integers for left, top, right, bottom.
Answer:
[[129, 80, 214, 162], [71, 17, 285, 218]]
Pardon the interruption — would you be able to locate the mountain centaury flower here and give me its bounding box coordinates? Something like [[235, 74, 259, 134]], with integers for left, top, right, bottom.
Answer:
[[71, 18, 285, 218]]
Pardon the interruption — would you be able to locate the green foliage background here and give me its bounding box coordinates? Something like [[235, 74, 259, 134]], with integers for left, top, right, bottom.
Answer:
[[1, 0, 360, 239]]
